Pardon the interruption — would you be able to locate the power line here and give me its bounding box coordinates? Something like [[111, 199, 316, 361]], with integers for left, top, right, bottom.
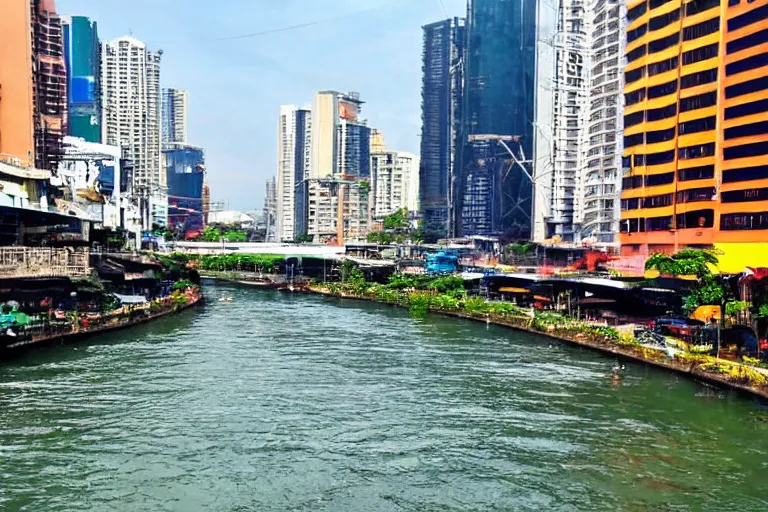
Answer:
[[438, 0, 449, 18], [208, 8, 379, 42]]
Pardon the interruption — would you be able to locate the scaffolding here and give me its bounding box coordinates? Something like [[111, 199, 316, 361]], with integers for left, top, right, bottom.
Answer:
[[0, 247, 90, 279]]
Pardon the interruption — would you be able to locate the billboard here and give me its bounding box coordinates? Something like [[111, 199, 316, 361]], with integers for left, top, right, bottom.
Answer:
[[338, 100, 359, 122]]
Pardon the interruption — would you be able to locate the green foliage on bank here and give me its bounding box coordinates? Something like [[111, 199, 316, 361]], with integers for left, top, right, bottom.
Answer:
[[197, 254, 284, 273], [645, 249, 725, 314]]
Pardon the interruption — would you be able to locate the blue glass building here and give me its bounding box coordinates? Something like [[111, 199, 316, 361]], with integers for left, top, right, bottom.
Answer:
[[61, 16, 101, 143], [457, 0, 537, 239], [164, 145, 204, 237]]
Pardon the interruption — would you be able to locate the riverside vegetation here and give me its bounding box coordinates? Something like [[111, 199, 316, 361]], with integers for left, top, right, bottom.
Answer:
[[313, 269, 768, 395]]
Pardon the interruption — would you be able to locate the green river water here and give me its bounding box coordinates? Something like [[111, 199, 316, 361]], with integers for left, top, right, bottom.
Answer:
[[1, 282, 767, 511]]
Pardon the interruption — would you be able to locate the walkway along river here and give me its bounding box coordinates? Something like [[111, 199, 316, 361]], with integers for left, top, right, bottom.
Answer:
[[1, 283, 767, 510]]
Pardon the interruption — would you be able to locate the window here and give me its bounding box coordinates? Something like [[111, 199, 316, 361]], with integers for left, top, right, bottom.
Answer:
[[646, 127, 676, 144], [648, 57, 678, 76], [627, 24, 648, 44], [622, 156, 633, 169], [721, 212, 768, 230], [725, 120, 768, 140], [623, 175, 643, 189], [728, 0, 740, 5], [647, 103, 677, 121], [648, 80, 678, 99], [724, 141, 768, 160], [645, 172, 675, 186], [621, 218, 646, 233], [628, 1, 648, 21], [725, 98, 768, 120], [726, 52, 768, 76], [725, 76, 768, 99], [625, 88, 646, 106], [642, 194, 674, 208], [683, 17, 719, 41], [635, 154, 646, 166], [676, 187, 716, 202], [728, 4, 768, 32], [680, 68, 718, 89], [682, 43, 718, 65], [677, 209, 715, 228], [649, 9, 680, 31], [721, 187, 768, 203], [622, 198, 640, 210], [679, 116, 716, 136], [727, 29, 768, 55], [678, 164, 715, 181], [679, 143, 715, 159], [646, 215, 673, 231], [651, 0, 672, 6], [627, 45, 647, 62], [679, 91, 717, 112], [625, 111, 645, 127], [625, 67, 645, 83], [649, 33, 680, 54], [624, 133, 645, 147], [722, 165, 768, 183], [646, 150, 675, 166], [686, 0, 719, 16]]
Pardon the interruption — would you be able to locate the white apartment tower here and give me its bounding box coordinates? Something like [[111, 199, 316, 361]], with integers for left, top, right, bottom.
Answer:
[[371, 151, 420, 218], [162, 88, 189, 145], [101, 36, 165, 227], [275, 105, 311, 242], [537, 0, 624, 244]]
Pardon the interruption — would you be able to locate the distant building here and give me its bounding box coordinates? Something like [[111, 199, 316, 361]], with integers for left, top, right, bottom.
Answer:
[[276, 105, 311, 242], [101, 36, 165, 228], [420, 17, 465, 241], [457, 0, 537, 239], [370, 129, 386, 154], [0, 0, 67, 171], [164, 143, 204, 239], [263, 177, 277, 241], [162, 88, 188, 145], [61, 15, 101, 143], [372, 151, 420, 218]]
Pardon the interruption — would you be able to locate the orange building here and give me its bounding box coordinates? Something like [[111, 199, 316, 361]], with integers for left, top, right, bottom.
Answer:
[[0, 0, 66, 170], [620, 0, 768, 272]]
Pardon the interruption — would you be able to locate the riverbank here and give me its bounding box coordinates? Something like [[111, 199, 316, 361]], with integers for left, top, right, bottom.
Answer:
[[1, 291, 203, 359], [306, 284, 768, 402]]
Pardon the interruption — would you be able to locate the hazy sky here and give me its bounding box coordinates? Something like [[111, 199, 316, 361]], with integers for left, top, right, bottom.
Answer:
[[58, 0, 467, 210]]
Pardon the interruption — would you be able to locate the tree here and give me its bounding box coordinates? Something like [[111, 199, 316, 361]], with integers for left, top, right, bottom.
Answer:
[[294, 234, 313, 243], [383, 208, 409, 230], [199, 226, 222, 242], [645, 249, 724, 314]]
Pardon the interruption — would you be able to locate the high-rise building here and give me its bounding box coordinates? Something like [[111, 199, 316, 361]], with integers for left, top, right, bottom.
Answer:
[[370, 129, 386, 154], [620, 0, 768, 272], [164, 143, 205, 238], [420, 17, 465, 241], [457, 0, 537, 239], [276, 105, 311, 242], [61, 15, 101, 143], [307, 91, 372, 242], [0, 0, 67, 171], [102, 36, 165, 227], [162, 88, 189, 145], [372, 151, 420, 218]]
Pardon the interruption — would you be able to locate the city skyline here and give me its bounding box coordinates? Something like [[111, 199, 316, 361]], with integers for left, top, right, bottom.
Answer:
[[57, 0, 468, 210]]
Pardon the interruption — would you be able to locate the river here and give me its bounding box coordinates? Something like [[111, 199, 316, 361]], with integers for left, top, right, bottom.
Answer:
[[1, 282, 767, 511]]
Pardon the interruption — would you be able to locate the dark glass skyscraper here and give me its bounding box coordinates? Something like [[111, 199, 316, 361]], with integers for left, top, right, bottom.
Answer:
[[457, 0, 537, 239], [419, 17, 465, 242], [164, 144, 205, 238]]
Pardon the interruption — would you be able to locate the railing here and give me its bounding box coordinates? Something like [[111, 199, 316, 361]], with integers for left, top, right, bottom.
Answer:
[[0, 247, 90, 278]]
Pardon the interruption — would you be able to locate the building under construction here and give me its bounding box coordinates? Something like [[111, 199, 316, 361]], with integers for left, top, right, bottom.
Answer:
[[455, 0, 537, 240], [419, 17, 465, 241]]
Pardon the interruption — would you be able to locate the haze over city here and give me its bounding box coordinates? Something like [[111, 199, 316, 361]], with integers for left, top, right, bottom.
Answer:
[[58, 0, 467, 210]]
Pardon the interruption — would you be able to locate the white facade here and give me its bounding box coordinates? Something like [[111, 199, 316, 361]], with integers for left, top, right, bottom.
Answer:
[[162, 88, 188, 145], [582, 0, 624, 245], [535, 0, 623, 244], [371, 151, 419, 218], [275, 105, 311, 242], [101, 36, 165, 228], [55, 136, 142, 246]]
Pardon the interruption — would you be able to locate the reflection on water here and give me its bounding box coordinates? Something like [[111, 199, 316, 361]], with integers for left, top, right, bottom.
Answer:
[[1, 283, 767, 511]]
